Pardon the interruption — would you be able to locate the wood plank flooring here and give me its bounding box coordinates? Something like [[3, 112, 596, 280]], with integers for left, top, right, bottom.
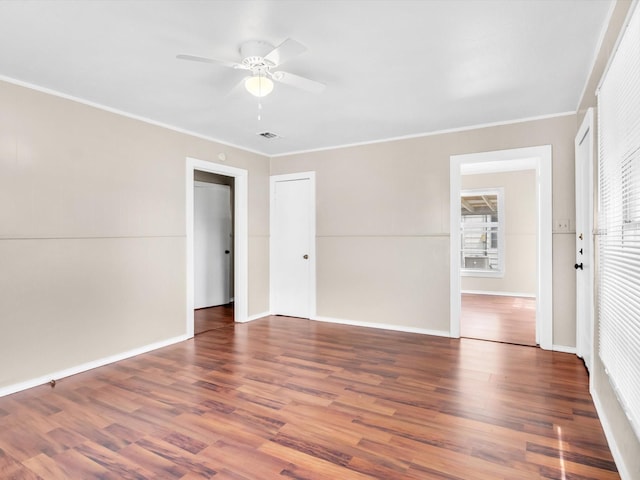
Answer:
[[461, 294, 537, 346], [0, 316, 617, 479], [195, 304, 234, 335]]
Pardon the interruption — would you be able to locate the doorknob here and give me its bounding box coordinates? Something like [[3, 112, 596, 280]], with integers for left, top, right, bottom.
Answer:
[[225, 250, 230, 254], [574, 263, 583, 270], [303, 254, 309, 260]]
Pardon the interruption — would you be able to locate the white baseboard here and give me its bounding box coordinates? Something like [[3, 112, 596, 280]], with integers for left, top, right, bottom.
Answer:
[[552, 344, 577, 354], [0, 334, 189, 399], [312, 315, 450, 338], [243, 313, 450, 338], [241, 311, 271, 323], [462, 290, 536, 298], [592, 387, 632, 480]]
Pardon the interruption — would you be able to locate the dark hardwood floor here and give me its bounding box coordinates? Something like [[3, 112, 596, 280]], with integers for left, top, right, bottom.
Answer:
[[461, 293, 537, 346], [195, 304, 234, 335], [0, 315, 617, 479]]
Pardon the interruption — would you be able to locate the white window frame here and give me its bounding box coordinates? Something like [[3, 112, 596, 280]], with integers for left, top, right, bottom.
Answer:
[[460, 188, 505, 278]]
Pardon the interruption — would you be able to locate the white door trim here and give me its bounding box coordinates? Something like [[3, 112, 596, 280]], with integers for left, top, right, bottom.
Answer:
[[186, 157, 248, 337], [575, 108, 595, 372], [450, 145, 553, 350], [270, 171, 317, 318]]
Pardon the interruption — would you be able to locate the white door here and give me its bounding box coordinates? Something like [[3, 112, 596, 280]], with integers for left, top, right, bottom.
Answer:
[[271, 173, 316, 318], [194, 182, 232, 309], [575, 109, 594, 372]]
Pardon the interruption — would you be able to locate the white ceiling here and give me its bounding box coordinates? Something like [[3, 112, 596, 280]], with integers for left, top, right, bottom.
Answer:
[[0, 0, 613, 156]]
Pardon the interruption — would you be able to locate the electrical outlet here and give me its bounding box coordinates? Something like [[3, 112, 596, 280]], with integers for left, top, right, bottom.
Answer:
[[554, 219, 570, 233]]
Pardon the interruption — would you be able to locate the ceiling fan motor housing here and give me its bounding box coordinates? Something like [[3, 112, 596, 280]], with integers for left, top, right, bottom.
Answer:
[[240, 40, 275, 70]]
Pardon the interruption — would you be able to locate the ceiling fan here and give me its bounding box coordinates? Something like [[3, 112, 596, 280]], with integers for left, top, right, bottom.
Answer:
[[177, 38, 325, 97]]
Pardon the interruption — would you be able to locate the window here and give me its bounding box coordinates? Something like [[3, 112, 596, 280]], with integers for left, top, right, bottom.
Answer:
[[597, 2, 640, 441], [460, 188, 504, 276]]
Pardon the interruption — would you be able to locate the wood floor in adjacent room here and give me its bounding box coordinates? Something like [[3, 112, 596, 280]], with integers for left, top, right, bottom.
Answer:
[[0, 315, 617, 479], [195, 304, 234, 335], [461, 293, 537, 346]]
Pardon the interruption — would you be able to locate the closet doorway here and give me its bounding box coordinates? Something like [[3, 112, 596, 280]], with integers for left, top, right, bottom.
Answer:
[[194, 172, 234, 334], [185, 157, 248, 337]]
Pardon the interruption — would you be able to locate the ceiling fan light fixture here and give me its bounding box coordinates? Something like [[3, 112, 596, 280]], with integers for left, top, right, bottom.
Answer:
[[245, 74, 274, 97]]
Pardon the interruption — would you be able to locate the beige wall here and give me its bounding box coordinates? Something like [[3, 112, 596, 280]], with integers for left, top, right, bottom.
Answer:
[[271, 114, 577, 343], [577, 1, 640, 477], [0, 79, 270, 390], [461, 170, 537, 295]]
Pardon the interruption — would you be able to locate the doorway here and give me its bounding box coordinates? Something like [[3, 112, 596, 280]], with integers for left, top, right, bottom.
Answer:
[[450, 146, 553, 350], [459, 172, 537, 346], [186, 157, 248, 338], [193, 175, 234, 335]]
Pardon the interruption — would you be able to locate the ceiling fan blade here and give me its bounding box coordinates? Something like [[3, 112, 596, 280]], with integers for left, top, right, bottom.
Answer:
[[176, 54, 244, 70], [225, 76, 250, 98], [272, 71, 325, 94], [264, 38, 307, 66]]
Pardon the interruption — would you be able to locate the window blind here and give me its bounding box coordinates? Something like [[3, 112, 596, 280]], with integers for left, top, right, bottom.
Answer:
[[597, 2, 640, 441], [461, 215, 500, 270]]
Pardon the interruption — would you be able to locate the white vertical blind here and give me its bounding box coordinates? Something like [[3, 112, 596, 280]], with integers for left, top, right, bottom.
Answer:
[[597, 2, 640, 441]]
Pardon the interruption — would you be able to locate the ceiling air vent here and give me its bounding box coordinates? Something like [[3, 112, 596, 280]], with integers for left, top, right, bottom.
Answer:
[[258, 131, 280, 139]]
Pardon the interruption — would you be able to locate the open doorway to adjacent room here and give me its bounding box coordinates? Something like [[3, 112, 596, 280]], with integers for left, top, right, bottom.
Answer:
[[450, 146, 553, 350], [459, 174, 536, 346]]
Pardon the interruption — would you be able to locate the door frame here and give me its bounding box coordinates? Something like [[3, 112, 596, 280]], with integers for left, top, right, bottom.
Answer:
[[575, 108, 595, 371], [186, 157, 248, 337], [450, 145, 553, 350], [269, 171, 317, 318]]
